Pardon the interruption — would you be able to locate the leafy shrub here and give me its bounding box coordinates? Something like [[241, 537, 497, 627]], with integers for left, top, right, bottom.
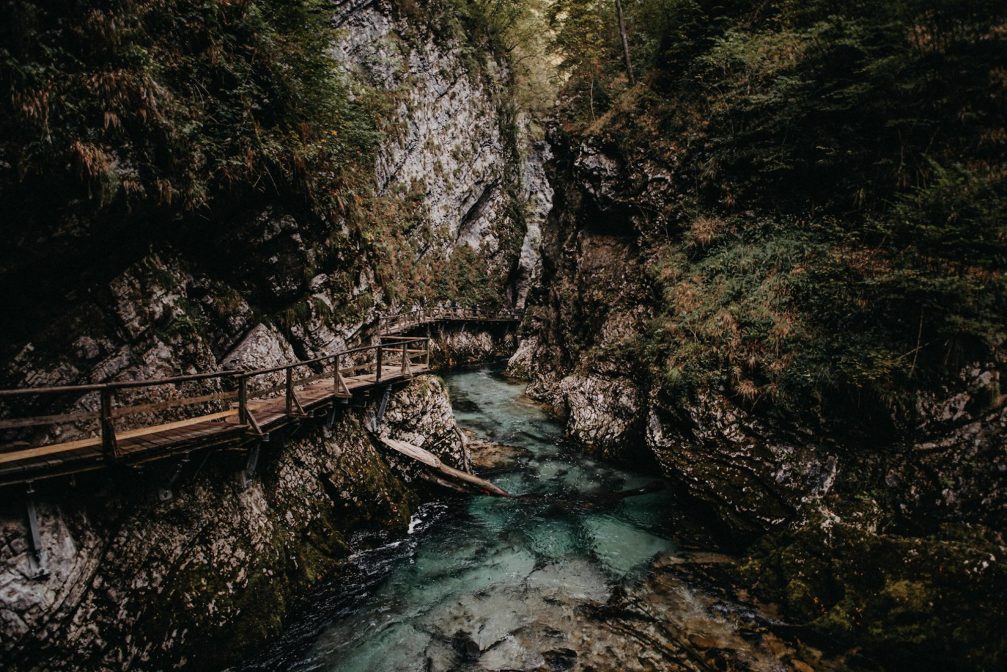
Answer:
[[554, 0, 1007, 426]]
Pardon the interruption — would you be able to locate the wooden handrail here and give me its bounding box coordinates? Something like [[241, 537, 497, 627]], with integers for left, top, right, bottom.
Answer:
[[0, 306, 521, 461], [111, 371, 240, 390], [376, 306, 519, 334], [0, 371, 239, 398], [0, 308, 540, 486], [0, 383, 108, 397], [0, 305, 516, 397]]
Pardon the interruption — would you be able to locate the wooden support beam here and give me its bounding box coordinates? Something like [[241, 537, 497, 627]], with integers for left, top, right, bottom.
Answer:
[[24, 490, 48, 579], [290, 389, 306, 416], [0, 309, 518, 488], [333, 355, 352, 397], [285, 368, 294, 415], [238, 377, 249, 425], [245, 409, 265, 437], [100, 388, 118, 461]]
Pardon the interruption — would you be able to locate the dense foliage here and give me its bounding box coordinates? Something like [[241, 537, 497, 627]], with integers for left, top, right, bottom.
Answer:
[[0, 0, 379, 343], [552, 0, 1007, 426], [0, 0, 375, 221]]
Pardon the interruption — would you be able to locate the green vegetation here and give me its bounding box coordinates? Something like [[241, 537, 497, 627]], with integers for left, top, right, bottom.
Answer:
[[0, 0, 384, 349], [0, 0, 377, 229], [550, 0, 1007, 427], [541, 4, 1007, 667], [0, 0, 536, 348]]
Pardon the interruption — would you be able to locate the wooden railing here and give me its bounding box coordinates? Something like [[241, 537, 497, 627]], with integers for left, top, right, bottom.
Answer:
[[0, 303, 520, 474], [0, 371, 242, 460], [376, 306, 520, 335], [0, 337, 432, 462]]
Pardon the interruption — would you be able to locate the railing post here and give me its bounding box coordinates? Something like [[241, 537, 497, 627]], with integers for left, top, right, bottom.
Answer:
[[285, 367, 293, 415], [376, 345, 383, 383], [100, 387, 118, 460], [333, 354, 340, 390], [238, 376, 248, 425], [401, 341, 410, 376], [425, 338, 431, 369]]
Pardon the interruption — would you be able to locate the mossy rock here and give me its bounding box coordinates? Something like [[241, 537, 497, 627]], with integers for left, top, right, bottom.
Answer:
[[742, 505, 1007, 671]]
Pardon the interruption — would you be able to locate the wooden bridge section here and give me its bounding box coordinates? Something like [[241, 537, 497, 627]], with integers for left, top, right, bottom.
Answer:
[[377, 306, 520, 334], [0, 308, 519, 490]]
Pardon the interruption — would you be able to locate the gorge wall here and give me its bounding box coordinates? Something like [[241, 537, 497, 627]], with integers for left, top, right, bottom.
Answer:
[[0, 376, 465, 671], [0, 1, 548, 670], [2, 0, 550, 394], [511, 127, 1007, 669]]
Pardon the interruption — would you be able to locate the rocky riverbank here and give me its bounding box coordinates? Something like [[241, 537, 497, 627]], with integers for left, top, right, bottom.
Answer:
[[0, 376, 468, 671], [510, 128, 1007, 669]]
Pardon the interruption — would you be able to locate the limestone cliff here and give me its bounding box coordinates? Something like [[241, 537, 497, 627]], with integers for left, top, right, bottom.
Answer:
[[0, 1, 549, 669], [1, 0, 550, 395], [512, 129, 1007, 667]]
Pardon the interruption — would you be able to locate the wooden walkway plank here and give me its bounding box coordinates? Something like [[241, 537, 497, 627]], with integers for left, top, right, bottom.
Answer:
[[0, 318, 494, 486]]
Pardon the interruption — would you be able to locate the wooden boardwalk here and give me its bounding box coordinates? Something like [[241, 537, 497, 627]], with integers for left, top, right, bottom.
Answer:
[[377, 306, 520, 334], [0, 309, 518, 489]]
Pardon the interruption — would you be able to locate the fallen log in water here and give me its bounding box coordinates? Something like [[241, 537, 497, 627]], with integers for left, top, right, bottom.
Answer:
[[377, 436, 511, 497]]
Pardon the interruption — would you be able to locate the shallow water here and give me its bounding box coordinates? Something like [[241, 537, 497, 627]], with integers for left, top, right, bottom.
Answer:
[[241, 367, 689, 671]]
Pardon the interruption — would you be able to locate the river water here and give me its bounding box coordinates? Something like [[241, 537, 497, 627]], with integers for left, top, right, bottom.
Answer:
[[241, 367, 721, 671]]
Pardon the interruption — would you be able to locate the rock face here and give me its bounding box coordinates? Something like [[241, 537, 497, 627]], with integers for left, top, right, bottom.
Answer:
[[371, 374, 471, 474], [0, 1, 550, 669], [426, 324, 517, 369], [0, 376, 466, 671], [514, 131, 1006, 537], [1, 0, 551, 395], [644, 391, 839, 538], [513, 130, 1007, 667], [331, 0, 551, 309]]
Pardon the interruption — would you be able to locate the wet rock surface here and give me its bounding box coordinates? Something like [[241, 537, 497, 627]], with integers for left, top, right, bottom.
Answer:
[[269, 369, 837, 672], [372, 375, 471, 474], [427, 327, 518, 369], [512, 131, 1007, 667], [0, 378, 469, 671], [465, 430, 532, 472]]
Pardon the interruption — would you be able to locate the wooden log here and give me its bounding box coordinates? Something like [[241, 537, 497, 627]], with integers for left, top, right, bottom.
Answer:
[[438, 462, 511, 497], [377, 437, 510, 497], [379, 437, 441, 468], [418, 471, 471, 495]]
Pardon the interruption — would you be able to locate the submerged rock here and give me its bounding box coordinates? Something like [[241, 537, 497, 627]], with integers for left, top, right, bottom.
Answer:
[[383, 549, 835, 672], [465, 431, 532, 472]]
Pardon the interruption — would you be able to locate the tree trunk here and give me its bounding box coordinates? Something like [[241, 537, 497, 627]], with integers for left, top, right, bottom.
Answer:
[[614, 0, 635, 84]]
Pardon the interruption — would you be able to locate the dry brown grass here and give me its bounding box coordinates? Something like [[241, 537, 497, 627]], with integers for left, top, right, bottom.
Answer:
[[70, 141, 112, 180], [689, 214, 724, 247]]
